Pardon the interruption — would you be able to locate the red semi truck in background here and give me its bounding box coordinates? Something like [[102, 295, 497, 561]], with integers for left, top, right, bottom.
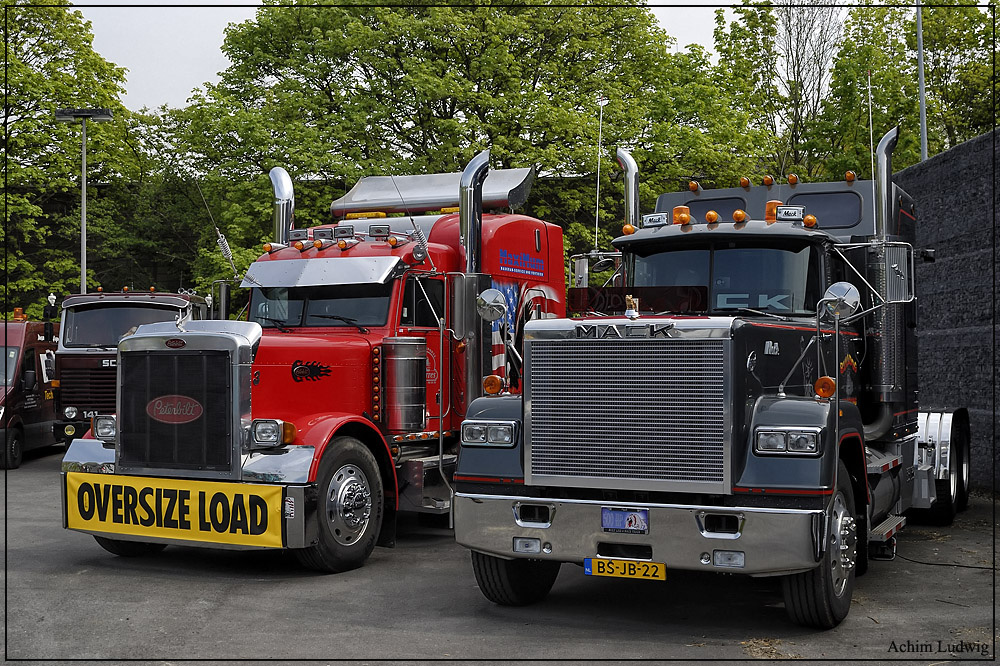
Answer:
[[52, 290, 209, 446], [61, 150, 565, 572]]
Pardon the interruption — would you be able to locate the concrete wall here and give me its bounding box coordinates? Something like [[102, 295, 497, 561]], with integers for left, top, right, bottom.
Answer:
[[894, 130, 997, 490]]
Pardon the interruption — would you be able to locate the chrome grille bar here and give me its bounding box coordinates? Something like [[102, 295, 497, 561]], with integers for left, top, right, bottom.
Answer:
[[525, 337, 730, 493]]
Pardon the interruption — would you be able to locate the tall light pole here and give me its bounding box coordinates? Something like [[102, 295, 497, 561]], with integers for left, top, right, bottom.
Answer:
[[594, 97, 609, 250], [55, 108, 113, 293], [916, 0, 928, 161]]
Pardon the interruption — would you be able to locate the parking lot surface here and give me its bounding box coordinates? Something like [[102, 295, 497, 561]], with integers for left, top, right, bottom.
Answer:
[[3, 447, 996, 662]]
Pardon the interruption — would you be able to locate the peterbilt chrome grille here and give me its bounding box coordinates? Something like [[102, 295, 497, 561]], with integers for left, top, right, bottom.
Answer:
[[60, 367, 116, 412], [118, 350, 232, 473], [526, 338, 728, 492]]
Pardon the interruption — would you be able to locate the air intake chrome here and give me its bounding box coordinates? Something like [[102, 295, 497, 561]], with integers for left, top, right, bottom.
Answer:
[[525, 336, 731, 493], [269, 167, 294, 245]]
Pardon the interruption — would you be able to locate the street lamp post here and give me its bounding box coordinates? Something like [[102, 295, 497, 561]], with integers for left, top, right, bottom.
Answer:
[[55, 108, 113, 293], [594, 97, 609, 250]]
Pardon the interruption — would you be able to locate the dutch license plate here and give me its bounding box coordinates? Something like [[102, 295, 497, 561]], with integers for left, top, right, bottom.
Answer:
[[585, 558, 666, 581]]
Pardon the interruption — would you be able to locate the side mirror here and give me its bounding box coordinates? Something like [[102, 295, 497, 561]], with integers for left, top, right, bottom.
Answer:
[[23, 369, 37, 391], [592, 258, 616, 273], [822, 282, 861, 318], [476, 288, 508, 322]]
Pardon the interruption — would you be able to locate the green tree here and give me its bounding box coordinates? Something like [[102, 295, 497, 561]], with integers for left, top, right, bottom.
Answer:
[[2, 1, 127, 316], [173, 1, 680, 288]]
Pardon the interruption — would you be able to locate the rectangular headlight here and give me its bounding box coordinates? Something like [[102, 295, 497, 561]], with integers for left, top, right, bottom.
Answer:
[[94, 415, 117, 442], [755, 431, 786, 452], [462, 421, 516, 447], [250, 418, 297, 449], [787, 431, 818, 453]]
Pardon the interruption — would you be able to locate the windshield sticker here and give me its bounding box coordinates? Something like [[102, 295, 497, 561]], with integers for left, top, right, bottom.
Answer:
[[716, 290, 792, 311], [499, 249, 544, 277]]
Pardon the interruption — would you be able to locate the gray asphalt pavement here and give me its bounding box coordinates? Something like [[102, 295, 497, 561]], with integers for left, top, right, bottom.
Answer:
[[2, 446, 996, 662]]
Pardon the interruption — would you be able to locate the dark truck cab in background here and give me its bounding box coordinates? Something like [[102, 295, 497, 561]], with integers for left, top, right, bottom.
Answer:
[[2, 313, 59, 468], [53, 291, 208, 445]]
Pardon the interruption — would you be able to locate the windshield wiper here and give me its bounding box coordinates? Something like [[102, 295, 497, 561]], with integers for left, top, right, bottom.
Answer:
[[258, 317, 293, 333], [310, 314, 369, 333], [728, 307, 793, 322]]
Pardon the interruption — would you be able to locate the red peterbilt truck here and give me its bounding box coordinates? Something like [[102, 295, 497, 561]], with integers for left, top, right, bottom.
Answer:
[[60, 151, 565, 572]]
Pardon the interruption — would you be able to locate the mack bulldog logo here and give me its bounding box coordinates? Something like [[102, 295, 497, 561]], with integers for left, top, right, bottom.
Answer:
[[291, 359, 331, 382], [146, 395, 203, 424]]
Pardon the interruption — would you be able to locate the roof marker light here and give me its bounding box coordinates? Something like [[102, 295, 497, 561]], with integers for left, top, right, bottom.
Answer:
[[845, 170, 857, 183], [622, 223, 636, 235], [762, 175, 774, 186], [672, 205, 691, 225], [705, 210, 719, 223], [346, 212, 386, 220], [765, 200, 783, 223], [688, 180, 700, 193], [732, 209, 747, 223], [803, 214, 818, 228], [787, 173, 799, 185], [740, 177, 751, 188]]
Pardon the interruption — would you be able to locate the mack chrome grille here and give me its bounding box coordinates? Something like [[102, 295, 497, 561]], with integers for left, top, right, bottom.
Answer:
[[527, 338, 728, 491], [60, 367, 116, 412], [118, 350, 232, 473]]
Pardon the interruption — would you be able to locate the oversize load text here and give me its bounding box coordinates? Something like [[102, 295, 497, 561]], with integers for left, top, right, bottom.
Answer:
[[65, 473, 283, 548]]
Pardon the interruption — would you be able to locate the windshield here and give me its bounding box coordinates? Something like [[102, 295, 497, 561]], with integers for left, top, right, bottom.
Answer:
[[250, 283, 393, 329], [623, 242, 822, 316], [3, 347, 18, 386], [63, 305, 184, 348]]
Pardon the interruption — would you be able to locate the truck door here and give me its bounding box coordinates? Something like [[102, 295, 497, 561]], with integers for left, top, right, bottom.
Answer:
[[18, 347, 47, 445], [399, 276, 448, 425]]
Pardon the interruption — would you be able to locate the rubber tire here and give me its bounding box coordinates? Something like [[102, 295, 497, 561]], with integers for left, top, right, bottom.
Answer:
[[295, 437, 383, 573], [471, 550, 561, 606], [928, 436, 960, 526], [782, 460, 857, 628], [93, 536, 167, 557], [1, 428, 24, 469], [955, 428, 971, 512]]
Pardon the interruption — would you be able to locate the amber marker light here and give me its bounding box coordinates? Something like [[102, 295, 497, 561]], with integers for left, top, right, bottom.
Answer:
[[787, 173, 799, 185], [149, 286, 156, 292], [483, 374, 504, 395], [705, 210, 719, 223], [337, 239, 348, 250], [845, 170, 857, 183], [740, 176, 751, 188], [387, 236, 399, 247], [672, 205, 691, 225], [762, 175, 774, 186], [293, 240, 307, 251], [732, 209, 747, 223], [765, 200, 782, 223], [123, 286, 129, 292], [263, 243, 273, 252], [622, 223, 636, 235], [281, 421, 297, 444], [814, 376, 836, 398], [688, 180, 700, 192], [803, 214, 818, 228]]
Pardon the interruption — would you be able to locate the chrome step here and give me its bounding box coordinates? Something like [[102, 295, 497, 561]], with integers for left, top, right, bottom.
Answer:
[[870, 514, 906, 542]]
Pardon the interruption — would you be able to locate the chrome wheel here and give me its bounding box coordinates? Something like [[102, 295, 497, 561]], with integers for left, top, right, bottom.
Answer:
[[829, 491, 856, 596], [325, 463, 372, 546]]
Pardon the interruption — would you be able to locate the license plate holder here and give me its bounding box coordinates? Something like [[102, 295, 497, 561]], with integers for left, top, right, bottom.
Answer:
[[584, 557, 666, 581], [601, 507, 649, 534]]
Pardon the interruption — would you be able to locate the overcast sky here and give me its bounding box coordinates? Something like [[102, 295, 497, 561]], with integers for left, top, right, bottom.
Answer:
[[73, 1, 727, 111]]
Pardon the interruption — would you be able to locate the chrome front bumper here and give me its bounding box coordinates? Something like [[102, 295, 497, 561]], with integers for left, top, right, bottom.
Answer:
[[454, 492, 825, 576]]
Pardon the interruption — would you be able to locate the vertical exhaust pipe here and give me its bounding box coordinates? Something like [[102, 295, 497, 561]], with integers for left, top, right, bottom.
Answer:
[[616, 148, 639, 231], [874, 127, 898, 240], [269, 167, 294, 245], [459, 149, 490, 273]]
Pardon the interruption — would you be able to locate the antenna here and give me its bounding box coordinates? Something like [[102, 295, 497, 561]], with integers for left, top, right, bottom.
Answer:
[[195, 180, 239, 279], [867, 70, 876, 208], [594, 96, 609, 250], [388, 173, 436, 270]]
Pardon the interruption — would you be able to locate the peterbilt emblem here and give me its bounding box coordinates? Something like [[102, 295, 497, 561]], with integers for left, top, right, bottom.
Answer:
[[575, 323, 674, 339], [146, 395, 203, 424], [764, 341, 780, 355], [291, 359, 331, 382], [165, 338, 186, 349]]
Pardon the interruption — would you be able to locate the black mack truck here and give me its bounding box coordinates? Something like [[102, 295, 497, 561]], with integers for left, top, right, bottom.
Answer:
[[452, 128, 971, 628]]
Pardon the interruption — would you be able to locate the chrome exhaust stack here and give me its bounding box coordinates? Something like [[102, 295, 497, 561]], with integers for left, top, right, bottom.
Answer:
[[459, 149, 490, 274], [616, 148, 639, 231], [269, 167, 295, 245]]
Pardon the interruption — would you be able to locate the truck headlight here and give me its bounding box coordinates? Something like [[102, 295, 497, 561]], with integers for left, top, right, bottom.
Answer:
[[462, 421, 516, 447], [250, 419, 296, 449], [754, 428, 821, 455], [93, 415, 116, 442], [64, 406, 78, 419]]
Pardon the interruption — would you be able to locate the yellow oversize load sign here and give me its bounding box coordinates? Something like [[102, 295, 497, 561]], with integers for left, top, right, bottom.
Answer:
[[66, 472, 284, 548]]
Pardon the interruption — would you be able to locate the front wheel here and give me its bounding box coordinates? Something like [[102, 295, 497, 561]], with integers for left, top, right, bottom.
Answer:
[[93, 536, 167, 557], [471, 551, 561, 606], [295, 437, 383, 573], [782, 460, 857, 628], [1, 428, 23, 469]]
